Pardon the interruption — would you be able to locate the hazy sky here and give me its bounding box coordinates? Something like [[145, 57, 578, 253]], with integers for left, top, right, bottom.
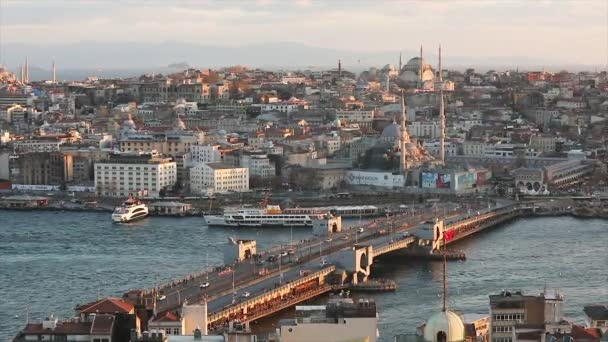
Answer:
[[1, 0, 607, 66]]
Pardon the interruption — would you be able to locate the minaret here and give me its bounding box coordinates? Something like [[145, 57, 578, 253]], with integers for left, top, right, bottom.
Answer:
[[52, 59, 56, 84], [385, 74, 390, 93], [338, 59, 342, 77], [439, 45, 446, 165], [25, 57, 29, 83], [20, 63, 24, 83], [398, 51, 402, 72], [400, 90, 410, 174], [419, 45, 423, 88]]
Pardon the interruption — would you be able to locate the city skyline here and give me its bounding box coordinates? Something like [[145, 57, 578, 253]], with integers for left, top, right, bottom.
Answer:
[[0, 0, 607, 70]]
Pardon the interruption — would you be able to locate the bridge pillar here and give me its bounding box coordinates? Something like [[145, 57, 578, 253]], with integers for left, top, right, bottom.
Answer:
[[431, 219, 446, 252], [343, 244, 374, 284], [224, 238, 257, 264]]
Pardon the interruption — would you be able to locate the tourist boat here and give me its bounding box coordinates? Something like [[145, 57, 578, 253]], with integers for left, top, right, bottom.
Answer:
[[204, 205, 327, 227], [112, 197, 149, 223]]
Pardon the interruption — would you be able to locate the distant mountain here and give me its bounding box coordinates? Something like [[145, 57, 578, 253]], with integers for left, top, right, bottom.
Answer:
[[2, 41, 600, 81]]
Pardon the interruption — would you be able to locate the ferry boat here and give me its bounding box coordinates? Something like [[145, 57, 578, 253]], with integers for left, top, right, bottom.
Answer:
[[204, 205, 327, 227], [112, 197, 149, 223]]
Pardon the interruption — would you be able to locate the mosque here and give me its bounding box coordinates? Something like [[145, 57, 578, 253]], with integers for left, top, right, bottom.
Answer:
[[357, 92, 438, 176]]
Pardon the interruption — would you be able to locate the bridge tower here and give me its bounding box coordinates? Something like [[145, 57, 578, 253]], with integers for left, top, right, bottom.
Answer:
[[343, 244, 374, 284]]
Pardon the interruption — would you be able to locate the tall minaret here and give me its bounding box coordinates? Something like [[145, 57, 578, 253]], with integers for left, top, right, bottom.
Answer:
[[398, 52, 402, 72], [419, 45, 423, 88], [439, 44, 445, 165], [338, 59, 342, 77], [400, 90, 410, 174], [24, 57, 29, 83], [52, 59, 56, 84], [20, 63, 24, 83]]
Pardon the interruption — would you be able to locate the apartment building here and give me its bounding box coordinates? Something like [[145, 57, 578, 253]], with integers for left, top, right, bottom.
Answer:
[[489, 290, 568, 342], [275, 298, 379, 342], [240, 154, 275, 178], [335, 109, 375, 128], [94, 153, 176, 197], [11, 152, 73, 186], [189, 162, 249, 194], [118, 132, 204, 156], [189, 144, 222, 164]]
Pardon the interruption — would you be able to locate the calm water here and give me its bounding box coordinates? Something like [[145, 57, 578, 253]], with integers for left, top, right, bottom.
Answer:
[[0, 211, 606, 341]]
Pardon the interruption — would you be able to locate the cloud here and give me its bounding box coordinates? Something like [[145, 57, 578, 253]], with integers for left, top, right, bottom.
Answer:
[[0, 0, 605, 65]]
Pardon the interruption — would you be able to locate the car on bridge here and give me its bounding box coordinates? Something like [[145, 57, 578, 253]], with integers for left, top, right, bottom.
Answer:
[[357, 227, 365, 233], [325, 237, 332, 242], [200, 282, 210, 288], [241, 291, 251, 298]]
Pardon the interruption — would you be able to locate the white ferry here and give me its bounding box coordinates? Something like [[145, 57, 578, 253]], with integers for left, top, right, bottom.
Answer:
[[112, 197, 149, 223], [204, 205, 327, 227]]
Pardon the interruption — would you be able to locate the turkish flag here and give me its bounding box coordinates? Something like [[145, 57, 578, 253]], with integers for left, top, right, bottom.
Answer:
[[444, 230, 455, 242]]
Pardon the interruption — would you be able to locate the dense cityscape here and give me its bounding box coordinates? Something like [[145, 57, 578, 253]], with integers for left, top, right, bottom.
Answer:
[[1, 1, 607, 342]]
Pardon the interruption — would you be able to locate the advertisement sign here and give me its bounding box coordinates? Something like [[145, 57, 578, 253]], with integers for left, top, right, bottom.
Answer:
[[421, 172, 438, 188], [457, 173, 477, 189], [476, 172, 487, 187], [437, 174, 451, 189]]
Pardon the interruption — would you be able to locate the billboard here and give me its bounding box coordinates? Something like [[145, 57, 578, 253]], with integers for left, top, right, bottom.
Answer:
[[457, 173, 477, 189], [421, 172, 438, 188], [437, 174, 451, 189], [476, 172, 487, 187]]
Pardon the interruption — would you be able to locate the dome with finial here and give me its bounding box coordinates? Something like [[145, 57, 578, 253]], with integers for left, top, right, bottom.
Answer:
[[381, 120, 401, 140], [423, 310, 465, 342]]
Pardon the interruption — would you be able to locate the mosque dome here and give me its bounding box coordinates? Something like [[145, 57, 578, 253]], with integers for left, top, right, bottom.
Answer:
[[400, 57, 435, 84], [381, 64, 397, 72], [423, 311, 465, 342], [404, 57, 428, 69], [381, 121, 401, 139]]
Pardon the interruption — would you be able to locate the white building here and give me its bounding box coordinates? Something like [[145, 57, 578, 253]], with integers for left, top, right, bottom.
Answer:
[[335, 110, 375, 127], [423, 140, 458, 158], [461, 141, 488, 156], [190, 162, 249, 194], [556, 99, 586, 110], [240, 154, 275, 179], [189, 144, 222, 163], [276, 297, 379, 342], [409, 121, 441, 139], [94, 153, 177, 197], [13, 140, 62, 153]]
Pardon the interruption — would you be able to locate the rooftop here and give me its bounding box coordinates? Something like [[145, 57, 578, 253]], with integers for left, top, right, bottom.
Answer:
[[584, 305, 608, 320], [75, 297, 134, 314]]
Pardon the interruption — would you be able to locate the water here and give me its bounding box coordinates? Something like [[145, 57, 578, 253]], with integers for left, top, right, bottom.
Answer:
[[0, 212, 606, 341]]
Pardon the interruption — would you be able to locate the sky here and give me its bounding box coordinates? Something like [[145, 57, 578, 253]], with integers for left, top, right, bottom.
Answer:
[[0, 0, 607, 68]]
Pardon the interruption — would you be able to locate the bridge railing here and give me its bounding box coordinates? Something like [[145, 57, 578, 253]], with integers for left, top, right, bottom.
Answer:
[[207, 265, 336, 324]]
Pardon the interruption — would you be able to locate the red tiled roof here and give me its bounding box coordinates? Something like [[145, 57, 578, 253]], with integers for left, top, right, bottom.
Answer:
[[76, 297, 134, 314], [571, 325, 602, 340], [23, 321, 92, 335], [90, 314, 115, 335], [151, 310, 180, 323]]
